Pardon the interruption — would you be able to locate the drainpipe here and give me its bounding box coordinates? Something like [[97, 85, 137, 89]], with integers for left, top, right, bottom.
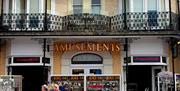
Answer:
[[171, 38, 176, 91], [177, 0, 180, 14], [43, 0, 48, 84], [169, 0, 172, 28], [123, 0, 127, 30], [125, 38, 129, 91]]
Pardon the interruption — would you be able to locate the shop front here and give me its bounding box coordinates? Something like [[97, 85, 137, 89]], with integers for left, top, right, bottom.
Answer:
[[8, 57, 50, 91], [124, 56, 167, 91], [124, 38, 169, 91], [52, 41, 122, 91], [7, 38, 51, 91]]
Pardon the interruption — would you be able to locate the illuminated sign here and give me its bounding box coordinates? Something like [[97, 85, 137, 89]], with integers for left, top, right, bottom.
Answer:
[[13, 57, 40, 63], [54, 42, 121, 52], [133, 56, 160, 63]]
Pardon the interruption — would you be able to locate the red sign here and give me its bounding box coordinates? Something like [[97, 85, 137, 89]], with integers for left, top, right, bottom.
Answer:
[[133, 56, 160, 62], [14, 57, 40, 63]]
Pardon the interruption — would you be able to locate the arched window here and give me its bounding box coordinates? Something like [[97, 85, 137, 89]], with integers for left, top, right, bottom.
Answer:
[[72, 53, 103, 64]]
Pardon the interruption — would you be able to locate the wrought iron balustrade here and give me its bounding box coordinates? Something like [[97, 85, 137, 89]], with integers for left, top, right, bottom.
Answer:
[[125, 12, 171, 30], [111, 12, 173, 31], [62, 13, 111, 32], [0, 12, 178, 32], [3, 13, 46, 31]]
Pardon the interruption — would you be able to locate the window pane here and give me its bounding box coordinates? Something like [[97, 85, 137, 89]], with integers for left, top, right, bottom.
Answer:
[[148, 0, 157, 10], [161, 0, 165, 11], [16, 0, 25, 13], [92, 5, 100, 14], [9, 0, 12, 13], [72, 53, 103, 64], [92, 0, 100, 4], [73, 5, 82, 14], [44, 0, 51, 13], [90, 69, 102, 74], [73, 0, 82, 5], [72, 69, 84, 75], [30, 0, 39, 13], [134, 0, 143, 12], [47, 0, 51, 11]]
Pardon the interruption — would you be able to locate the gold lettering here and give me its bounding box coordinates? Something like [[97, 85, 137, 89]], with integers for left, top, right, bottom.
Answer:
[[80, 43, 85, 51], [96, 43, 100, 51], [102, 43, 109, 51], [75, 43, 81, 51], [54, 44, 60, 52], [115, 44, 120, 52], [87, 43, 93, 51], [68, 43, 72, 51], [54, 42, 121, 52]]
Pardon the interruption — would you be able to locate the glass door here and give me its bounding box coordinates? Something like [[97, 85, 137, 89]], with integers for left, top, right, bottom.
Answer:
[[152, 66, 162, 91]]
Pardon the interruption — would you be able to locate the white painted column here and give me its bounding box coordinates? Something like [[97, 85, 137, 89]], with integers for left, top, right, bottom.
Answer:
[[40, 0, 44, 13], [51, 0, 55, 14], [129, 0, 133, 12], [26, 0, 30, 13], [165, 0, 169, 11], [144, 0, 147, 12], [12, 0, 15, 13]]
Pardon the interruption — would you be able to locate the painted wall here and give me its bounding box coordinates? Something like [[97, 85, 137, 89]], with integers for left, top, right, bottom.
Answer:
[[172, 0, 178, 13], [55, 0, 68, 16], [130, 38, 168, 56], [10, 38, 42, 56], [168, 45, 180, 74], [60, 51, 113, 75], [0, 41, 6, 75], [59, 0, 118, 15], [105, 0, 118, 15]]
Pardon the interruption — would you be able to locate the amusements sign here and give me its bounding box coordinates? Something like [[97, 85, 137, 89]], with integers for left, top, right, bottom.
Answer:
[[54, 42, 121, 52]]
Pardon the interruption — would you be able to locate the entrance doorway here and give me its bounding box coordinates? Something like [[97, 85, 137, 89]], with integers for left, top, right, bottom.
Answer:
[[11, 66, 47, 91], [127, 66, 152, 91]]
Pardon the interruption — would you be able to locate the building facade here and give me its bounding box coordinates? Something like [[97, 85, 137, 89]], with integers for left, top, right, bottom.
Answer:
[[0, 0, 180, 91]]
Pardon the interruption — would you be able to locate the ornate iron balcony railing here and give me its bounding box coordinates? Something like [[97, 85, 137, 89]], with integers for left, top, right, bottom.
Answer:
[[1, 12, 178, 32]]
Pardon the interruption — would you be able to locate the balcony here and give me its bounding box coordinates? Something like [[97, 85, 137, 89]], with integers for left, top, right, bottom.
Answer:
[[0, 12, 178, 36]]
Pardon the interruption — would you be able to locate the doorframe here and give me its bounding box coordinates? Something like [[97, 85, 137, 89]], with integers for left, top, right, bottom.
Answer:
[[151, 66, 163, 91]]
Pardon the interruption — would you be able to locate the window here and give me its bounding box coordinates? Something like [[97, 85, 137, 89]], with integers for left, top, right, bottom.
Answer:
[[161, 0, 165, 11], [73, 0, 82, 14], [147, 0, 157, 10], [47, 0, 51, 13], [9, 0, 12, 13], [72, 69, 84, 74], [44, 0, 51, 13], [72, 53, 103, 64], [30, 0, 39, 13], [91, 0, 101, 14], [134, 0, 143, 12], [16, 0, 25, 13]]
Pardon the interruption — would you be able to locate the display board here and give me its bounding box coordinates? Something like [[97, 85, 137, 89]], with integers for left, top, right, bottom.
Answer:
[[51, 75, 121, 91], [51, 76, 84, 91], [86, 76, 120, 91]]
